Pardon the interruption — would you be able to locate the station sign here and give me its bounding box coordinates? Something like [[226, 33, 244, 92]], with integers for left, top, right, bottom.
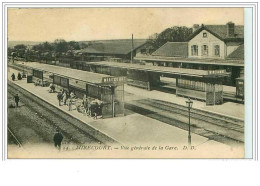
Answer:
[[207, 69, 226, 75], [102, 77, 127, 85]]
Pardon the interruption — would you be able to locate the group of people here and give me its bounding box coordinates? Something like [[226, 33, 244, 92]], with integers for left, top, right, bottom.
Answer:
[[82, 95, 103, 119], [57, 89, 76, 110], [11, 72, 22, 81], [11, 72, 21, 108], [56, 89, 103, 119]]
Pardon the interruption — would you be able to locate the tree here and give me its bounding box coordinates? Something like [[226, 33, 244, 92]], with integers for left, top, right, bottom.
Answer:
[[147, 26, 193, 49], [8, 47, 15, 56], [14, 44, 26, 51], [42, 42, 54, 52], [68, 41, 80, 50], [14, 44, 27, 57], [32, 43, 44, 52], [54, 39, 68, 54], [79, 42, 88, 49]]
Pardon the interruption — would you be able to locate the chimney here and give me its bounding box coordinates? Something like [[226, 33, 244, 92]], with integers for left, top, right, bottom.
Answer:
[[192, 24, 200, 32], [227, 22, 235, 37]]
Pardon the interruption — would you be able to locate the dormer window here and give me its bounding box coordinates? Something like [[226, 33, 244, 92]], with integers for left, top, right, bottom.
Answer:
[[203, 33, 207, 38]]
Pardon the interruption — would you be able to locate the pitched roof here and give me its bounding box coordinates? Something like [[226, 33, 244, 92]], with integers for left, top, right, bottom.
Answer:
[[22, 62, 111, 84], [152, 42, 188, 57], [186, 24, 244, 41], [227, 44, 244, 59], [79, 39, 147, 55]]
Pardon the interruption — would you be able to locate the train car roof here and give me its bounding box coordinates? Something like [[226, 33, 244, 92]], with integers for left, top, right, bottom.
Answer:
[[21, 62, 112, 84], [86, 61, 230, 78]]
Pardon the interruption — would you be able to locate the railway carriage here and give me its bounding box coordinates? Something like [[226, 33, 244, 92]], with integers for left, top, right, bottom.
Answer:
[[81, 61, 229, 105]]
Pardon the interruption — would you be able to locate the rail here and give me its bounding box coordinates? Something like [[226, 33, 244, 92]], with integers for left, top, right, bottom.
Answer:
[[8, 127, 23, 148]]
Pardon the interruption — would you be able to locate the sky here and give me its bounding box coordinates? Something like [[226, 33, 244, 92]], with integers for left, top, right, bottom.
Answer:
[[8, 8, 244, 42]]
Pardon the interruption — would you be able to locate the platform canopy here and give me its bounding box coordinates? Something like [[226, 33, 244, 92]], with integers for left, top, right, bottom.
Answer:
[[86, 61, 230, 78], [134, 56, 244, 67], [21, 62, 124, 85]]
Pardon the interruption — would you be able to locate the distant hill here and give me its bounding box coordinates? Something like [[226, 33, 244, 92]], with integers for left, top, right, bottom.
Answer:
[[8, 41, 42, 48], [8, 41, 47, 48], [78, 39, 146, 45], [8, 39, 147, 48]]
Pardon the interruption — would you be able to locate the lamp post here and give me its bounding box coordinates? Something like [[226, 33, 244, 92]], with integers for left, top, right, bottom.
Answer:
[[186, 98, 193, 146]]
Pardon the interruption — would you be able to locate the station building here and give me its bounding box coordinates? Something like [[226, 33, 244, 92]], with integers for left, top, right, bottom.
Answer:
[[135, 22, 244, 86]]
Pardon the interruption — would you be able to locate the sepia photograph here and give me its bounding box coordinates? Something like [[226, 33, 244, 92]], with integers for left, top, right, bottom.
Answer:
[[6, 7, 247, 158]]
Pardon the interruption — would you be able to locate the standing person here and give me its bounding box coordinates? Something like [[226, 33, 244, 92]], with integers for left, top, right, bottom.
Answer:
[[49, 83, 55, 93], [70, 91, 75, 99], [62, 91, 67, 105], [87, 97, 92, 116], [68, 99, 73, 111], [17, 72, 22, 80], [83, 95, 87, 113], [93, 101, 98, 119], [66, 91, 70, 104], [57, 91, 63, 106], [53, 128, 63, 151], [11, 73, 15, 81], [14, 94, 20, 108]]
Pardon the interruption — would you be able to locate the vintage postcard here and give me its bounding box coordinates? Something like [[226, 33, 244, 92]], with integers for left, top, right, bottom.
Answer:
[[5, 6, 248, 159]]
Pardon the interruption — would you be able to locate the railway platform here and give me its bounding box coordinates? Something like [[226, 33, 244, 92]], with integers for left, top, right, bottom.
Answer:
[[8, 67, 238, 151], [125, 85, 244, 120], [15, 60, 244, 119]]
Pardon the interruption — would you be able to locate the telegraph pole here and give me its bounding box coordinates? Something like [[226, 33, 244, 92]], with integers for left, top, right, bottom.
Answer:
[[131, 34, 134, 64]]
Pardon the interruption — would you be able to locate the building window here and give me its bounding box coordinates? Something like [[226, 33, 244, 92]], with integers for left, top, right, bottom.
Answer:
[[201, 45, 208, 56], [214, 45, 220, 56], [191, 45, 198, 56], [203, 33, 207, 38]]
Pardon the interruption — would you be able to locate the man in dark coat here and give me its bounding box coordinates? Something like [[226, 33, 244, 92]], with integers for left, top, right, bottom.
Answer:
[[14, 94, 20, 108], [57, 92, 63, 106], [53, 129, 63, 150], [17, 72, 22, 80], [11, 73, 15, 81]]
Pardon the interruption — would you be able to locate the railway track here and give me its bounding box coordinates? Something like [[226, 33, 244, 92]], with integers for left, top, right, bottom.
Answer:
[[8, 81, 118, 145], [8, 127, 23, 148], [125, 99, 244, 146]]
